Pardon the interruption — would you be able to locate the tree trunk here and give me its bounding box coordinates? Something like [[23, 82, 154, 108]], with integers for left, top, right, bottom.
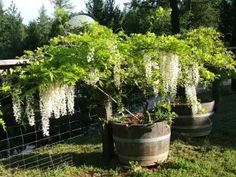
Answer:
[[169, 0, 180, 34], [231, 0, 236, 91], [102, 97, 114, 162]]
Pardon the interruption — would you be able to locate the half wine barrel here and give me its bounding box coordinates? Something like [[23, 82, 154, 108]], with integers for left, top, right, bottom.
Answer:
[[112, 121, 170, 166], [172, 101, 214, 137]]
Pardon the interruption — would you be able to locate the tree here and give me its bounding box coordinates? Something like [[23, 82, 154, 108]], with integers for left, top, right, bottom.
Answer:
[[169, 0, 180, 34], [86, 0, 123, 31], [179, 0, 221, 31], [123, 0, 171, 35], [50, 0, 73, 10], [220, 0, 233, 40], [231, 0, 236, 47], [230, 0, 236, 91], [37, 6, 52, 46], [103, 0, 123, 31], [0, 1, 10, 58], [86, 0, 104, 23], [24, 21, 40, 50], [0, 1, 25, 59], [50, 0, 71, 37], [24, 6, 52, 50]]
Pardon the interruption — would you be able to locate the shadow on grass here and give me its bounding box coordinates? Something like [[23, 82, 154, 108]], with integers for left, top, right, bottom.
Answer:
[[0, 151, 119, 171], [72, 151, 119, 169], [61, 132, 102, 146]]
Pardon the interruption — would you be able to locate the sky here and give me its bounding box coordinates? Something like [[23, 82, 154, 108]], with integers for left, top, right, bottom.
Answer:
[[2, 0, 130, 24]]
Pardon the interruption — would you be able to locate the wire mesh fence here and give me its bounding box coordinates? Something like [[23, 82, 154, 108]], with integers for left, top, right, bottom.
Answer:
[[0, 116, 100, 170]]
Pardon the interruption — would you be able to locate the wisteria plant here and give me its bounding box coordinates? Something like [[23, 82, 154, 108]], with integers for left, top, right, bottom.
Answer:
[[1, 24, 235, 135]]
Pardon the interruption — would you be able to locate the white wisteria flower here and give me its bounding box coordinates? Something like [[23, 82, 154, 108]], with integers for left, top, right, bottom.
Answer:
[[26, 95, 35, 126], [184, 64, 201, 114], [185, 84, 201, 114], [110, 43, 122, 89], [113, 62, 121, 89], [87, 47, 95, 63], [12, 88, 22, 122], [66, 85, 75, 115], [86, 71, 100, 86], [39, 82, 75, 136], [159, 53, 180, 94], [144, 54, 152, 79]]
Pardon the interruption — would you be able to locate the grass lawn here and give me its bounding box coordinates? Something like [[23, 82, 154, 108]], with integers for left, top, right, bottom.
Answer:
[[0, 94, 236, 177]]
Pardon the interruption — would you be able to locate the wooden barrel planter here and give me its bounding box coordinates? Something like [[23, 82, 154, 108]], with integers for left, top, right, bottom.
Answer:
[[171, 101, 215, 137], [112, 121, 170, 166]]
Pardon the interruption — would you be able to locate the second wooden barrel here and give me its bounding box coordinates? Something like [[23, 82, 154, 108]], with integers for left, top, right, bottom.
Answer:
[[172, 101, 214, 137]]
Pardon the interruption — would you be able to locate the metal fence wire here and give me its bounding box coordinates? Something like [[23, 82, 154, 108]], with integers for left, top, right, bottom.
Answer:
[[0, 117, 100, 170]]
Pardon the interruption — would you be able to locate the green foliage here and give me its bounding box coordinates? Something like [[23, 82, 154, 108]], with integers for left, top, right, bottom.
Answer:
[[123, 4, 171, 35], [50, 0, 73, 10], [182, 27, 236, 82], [219, 0, 234, 40], [37, 6, 52, 46], [50, 7, 69, 37], [86, 0, 123, 32], [129, 161, 143, 172], [86, 0, 104, 22], [179, 0, 221, 31], [24, 21, 40, 50], [151, 103, 176, 123], [0, 1, 26, 59], [0, 118, 5, 130], [24, 6, 52, 50], [230, 0, 236, 47], [149, 7, 172, 35]]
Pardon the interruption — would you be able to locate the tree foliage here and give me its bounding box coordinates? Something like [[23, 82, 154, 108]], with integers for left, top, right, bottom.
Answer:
[[86, 0, 123, 31], [179, 0, 221, 31], [123, 0, 171, 35], [37, 6, 52, 46], [0, 1, 25, 59], [24, 6, 52, 50], [50, 0, 73, 10]]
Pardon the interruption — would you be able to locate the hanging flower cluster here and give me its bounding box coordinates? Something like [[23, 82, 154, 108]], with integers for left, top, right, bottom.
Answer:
[[144, 54, 153, 79], [110, 43, 122, 89], [143, 54, 160, 95], [11, 83, 75, 135], [85, 70, 100, 86], [12, 83, 75, 136], [25, 95, 35, 126], [184, 64, 201, 114], [87, 47, 95, 63], [113, 63, 121, 89], [39, 82, 75, 136], [12, 88, 22, 122], [159, 53, 180, 94]]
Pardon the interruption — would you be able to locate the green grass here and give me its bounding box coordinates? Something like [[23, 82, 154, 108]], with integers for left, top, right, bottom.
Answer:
[[1, 94, 236, 177]]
